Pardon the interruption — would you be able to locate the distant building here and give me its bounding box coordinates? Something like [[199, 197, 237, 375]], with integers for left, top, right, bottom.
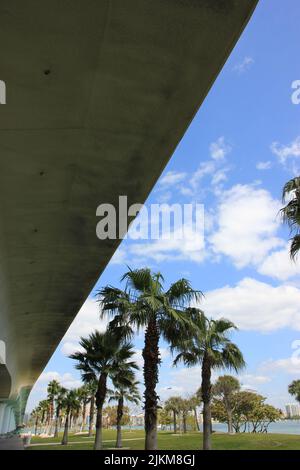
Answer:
[[285, 403, 300, 418], [130, 414, 144, 427]]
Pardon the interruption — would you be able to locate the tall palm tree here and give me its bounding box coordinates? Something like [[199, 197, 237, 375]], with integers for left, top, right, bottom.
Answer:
[[99, 267, 201, 450], [164, 396, 182, 434], [61, 389, 81, 445], [70, 329, 138, 450], [281, 176, 300, 259], [47, 379, 60, 434], [173, 309, 245, 450], [54, 386, 67, 437], [109, 370, 140, 448]]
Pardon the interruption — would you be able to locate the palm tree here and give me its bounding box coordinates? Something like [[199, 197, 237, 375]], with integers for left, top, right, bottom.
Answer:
[[281, 176, 300, 259], [47, 379, 60, 434], [86, 380, 97, 437], [70, 329, 138, 450], [188, 394, 201, 431], [61, 389, 81, 445], [213, 375, 240, 433], [38, 399, 51, 433], [99, 267, 201, 450], [109, 370, 140, 448], [179, 398, 190, 433], [31, 406, 42, 435], [77, 385, 90, 432], [54, 386, 67, 437], [173, 309, 245, 450], [164, 396, 182, 434], [288, 380, 300, 404]]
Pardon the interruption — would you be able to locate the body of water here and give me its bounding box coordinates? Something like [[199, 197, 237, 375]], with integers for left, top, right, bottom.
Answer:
[[212, 420, 300, 435]]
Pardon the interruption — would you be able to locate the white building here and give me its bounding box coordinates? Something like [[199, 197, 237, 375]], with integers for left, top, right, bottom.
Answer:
[[285, 403, 300, 418]]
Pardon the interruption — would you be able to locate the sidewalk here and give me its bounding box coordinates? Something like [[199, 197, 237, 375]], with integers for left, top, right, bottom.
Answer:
[[0, 436, 24, 450]]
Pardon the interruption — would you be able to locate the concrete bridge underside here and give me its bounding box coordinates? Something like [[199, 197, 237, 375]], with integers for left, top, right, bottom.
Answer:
[[0, 0, 258, 432]]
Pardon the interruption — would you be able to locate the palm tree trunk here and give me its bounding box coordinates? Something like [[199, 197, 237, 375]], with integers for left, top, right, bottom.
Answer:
[[88, 395, 95, 437], [201, 355, 212, 450], [81, 402, 87, 432], [34, 417, 39, 435], [94, 373, 107, 450], [54, 407, 60, 438], [173, 410, 177, 433], [194, 408, 200, 431], [143, 316, 160, 450], [61, 411, 69, 445], [183, 414, 187, 433], [116, 396, 124, 448]]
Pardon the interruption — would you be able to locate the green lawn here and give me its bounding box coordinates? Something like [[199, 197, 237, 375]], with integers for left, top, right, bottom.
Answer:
[[27, 430, 300, 450]]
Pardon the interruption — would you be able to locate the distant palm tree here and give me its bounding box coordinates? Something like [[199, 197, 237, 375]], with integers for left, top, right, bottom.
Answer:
[[54, 386, 67, 437], [61, 389, 80, 445], [77, 385, 90, 432], [109, 370, 140, 448], [38, 399, 51, 433], [85, 380, 97, 437], [164, 396, 182, 434], [99, 267, 202, 450], [70, 330, 138, 450], [47, 379, 61, 434], [31, 406, 42, 435], [173, 309, 245, 450], [281, 176, 300, 259], [188, 394, 202, 431]]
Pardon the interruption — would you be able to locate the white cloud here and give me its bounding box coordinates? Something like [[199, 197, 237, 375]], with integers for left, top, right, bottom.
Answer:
[[34, 371, 82, 390], [210, 184, 283, 268], [210, 137, 231, 161], [260, 357, 300, 375], [233, 56, 254, 74], [258, 244, 300, 281], [190, 160, 215, 189], [203, 277, 300, 332], [158, 171, 186, 187], [128, 224, 205, 264], [62, 298, 107, 344], [256, 161, 272, 170], [271, 137, 300, 164], [240, 374, 271, 385], [61, 342, 85, 357]]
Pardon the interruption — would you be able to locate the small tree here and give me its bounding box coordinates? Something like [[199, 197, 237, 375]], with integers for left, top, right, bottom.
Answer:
[[213, 375, 240, 433]]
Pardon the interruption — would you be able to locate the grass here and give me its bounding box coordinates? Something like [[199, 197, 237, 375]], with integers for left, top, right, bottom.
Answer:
[[27, 429, 300, 450]]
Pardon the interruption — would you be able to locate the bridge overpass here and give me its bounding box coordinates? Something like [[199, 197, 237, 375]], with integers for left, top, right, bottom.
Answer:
[[0, 0, 258, 433]]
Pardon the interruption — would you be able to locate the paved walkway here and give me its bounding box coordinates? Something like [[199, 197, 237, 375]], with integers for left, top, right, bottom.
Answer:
[[0, 436, 24, 450]]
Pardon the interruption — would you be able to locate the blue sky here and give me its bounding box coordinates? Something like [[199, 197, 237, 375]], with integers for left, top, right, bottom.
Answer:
[[27, 0, 300, 413]]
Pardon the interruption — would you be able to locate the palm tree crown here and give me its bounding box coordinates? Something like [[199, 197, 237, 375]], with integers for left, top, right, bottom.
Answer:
[[281, 176, 300, 259]]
